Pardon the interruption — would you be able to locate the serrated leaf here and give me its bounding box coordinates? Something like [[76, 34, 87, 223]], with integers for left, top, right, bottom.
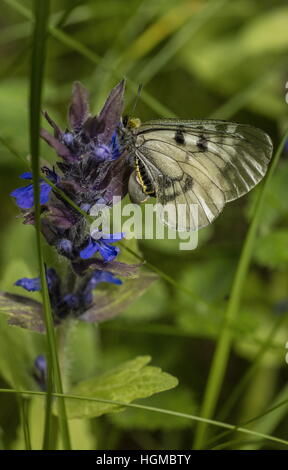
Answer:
[[63, 356, 178, 419], [0, 291, 44, 333]]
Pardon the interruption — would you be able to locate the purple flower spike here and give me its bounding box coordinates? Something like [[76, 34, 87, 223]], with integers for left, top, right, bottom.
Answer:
[[9, 81, 146, 329]]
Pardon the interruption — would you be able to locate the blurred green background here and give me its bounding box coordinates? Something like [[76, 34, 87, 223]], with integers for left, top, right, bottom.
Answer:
[[0, 0, 288, 450]]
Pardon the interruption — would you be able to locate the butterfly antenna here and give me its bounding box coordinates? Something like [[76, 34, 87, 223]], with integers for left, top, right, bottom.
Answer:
[[131, 83, 143, 117], [123, 84, 143, 127]]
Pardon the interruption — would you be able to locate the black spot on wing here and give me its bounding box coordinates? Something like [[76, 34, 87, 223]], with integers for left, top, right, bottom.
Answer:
[[174, 129, 185, 145], [156, 175, 193, 204], [197, 134, 208, 152], [157, 175, 180, 204]]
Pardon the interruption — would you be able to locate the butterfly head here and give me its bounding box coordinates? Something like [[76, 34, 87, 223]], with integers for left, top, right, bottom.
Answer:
[[122, 116, 141, 129]]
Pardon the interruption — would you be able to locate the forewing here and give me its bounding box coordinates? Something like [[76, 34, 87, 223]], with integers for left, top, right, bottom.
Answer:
[[133, 120, 273, 230]]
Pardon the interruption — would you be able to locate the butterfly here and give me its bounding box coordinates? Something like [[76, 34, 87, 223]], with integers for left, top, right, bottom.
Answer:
[[121, 117, 273, 231]]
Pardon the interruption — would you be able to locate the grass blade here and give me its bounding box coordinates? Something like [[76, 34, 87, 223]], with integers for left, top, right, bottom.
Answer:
[[20, 397, 31, 450], [29, 0, 71, 450], [0, 387, 287, 448]]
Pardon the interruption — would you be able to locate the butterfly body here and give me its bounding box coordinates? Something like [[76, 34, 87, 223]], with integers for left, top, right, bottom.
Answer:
[[120, 118, 273, 231]]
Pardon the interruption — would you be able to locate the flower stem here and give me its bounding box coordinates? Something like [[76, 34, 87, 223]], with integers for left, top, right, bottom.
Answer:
[[30, 0, 71, 450]]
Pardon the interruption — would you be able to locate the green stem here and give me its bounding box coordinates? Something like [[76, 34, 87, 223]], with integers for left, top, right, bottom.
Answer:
[[29, 0, 71, 450], [193, 130, 288, 449]]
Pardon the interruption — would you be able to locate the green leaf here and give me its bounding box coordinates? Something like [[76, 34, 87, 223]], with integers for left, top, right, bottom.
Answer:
[[0, 291, 44, 333], [64, 356, 178, 419], [254, 230, 288, 270]]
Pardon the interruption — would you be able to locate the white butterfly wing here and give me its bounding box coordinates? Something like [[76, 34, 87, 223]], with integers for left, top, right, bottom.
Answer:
[[132, 120, 273, 230]]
